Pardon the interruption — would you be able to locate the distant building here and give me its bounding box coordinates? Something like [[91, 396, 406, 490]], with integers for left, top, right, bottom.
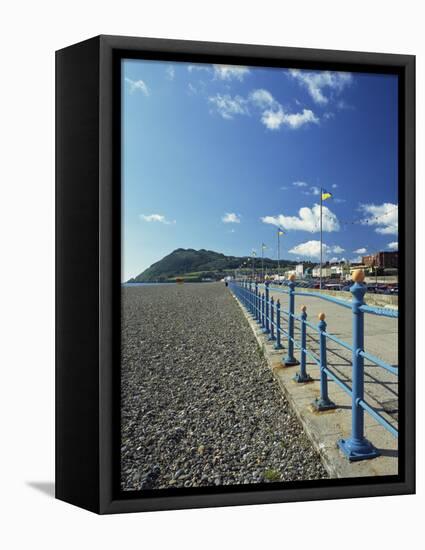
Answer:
[[330, 264, 344, 278], [312, 265, 332, 278], [362, 251, 398, 269], [362, 254, 375, 267], [295, 264, 304, 278]]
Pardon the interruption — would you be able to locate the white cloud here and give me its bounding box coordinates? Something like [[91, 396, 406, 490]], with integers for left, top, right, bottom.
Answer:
[[249, 89, 275, 108], [329, 257, 339, 264], [388, 241, 398, 250], [259, 105, 318, 130], [288, 69, 352, 105], [281, 109, 319, 129], [213, 65, 250, 81], [208, 94, 249, 119], [288, 240, 344, 260], [259, 107, 284, 130], [350, 256, 363, 264], [166, 66, 175, 80], [302, 185, 320, 196], [250, 88, 318, 130], [125, 77, 149, 96], [359, 203, 398, 235], [188, 83, 197, 95], [188, 64, 211, 74], [187, 64, 250, 81], [292, 181, 308, 187], [140, 214, 175, 224], [209, 88, 318, 130], [332, 184, 338, 189], [222, 212, 241, 223], [280, 186, 289, 191], [354, 247, 367, 254], [261, 204, 340, 233]]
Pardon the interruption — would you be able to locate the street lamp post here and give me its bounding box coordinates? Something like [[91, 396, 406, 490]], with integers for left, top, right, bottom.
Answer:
[[251, 251, 256, 281]]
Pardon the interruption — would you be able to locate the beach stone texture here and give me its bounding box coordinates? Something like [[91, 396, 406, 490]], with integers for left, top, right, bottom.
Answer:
[[121, 282, 328, 491]]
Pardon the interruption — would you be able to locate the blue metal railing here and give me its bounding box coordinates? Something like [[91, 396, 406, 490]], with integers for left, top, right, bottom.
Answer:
[[229, 274, 398, 462]]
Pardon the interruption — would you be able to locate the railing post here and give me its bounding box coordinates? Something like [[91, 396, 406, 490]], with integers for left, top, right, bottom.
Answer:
[[268, 296, 276, 341], [338, 270, 379, 460], [257, 290, 262, 326], [313, 313, 336, 411], [249, 282, 253, 315], [260, 292, 264, 329], [274, 299, 283, 350], [294, 306, 312, 383], [283, 274, 299, 366], [264, 281, 270, 334], [255, 282, 259, 321]]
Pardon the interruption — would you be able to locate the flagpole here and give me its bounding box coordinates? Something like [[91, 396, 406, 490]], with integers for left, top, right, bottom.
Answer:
[[320, 187, 323, 290], [261, 245, 264, 281], [277, 231, 280, 279]]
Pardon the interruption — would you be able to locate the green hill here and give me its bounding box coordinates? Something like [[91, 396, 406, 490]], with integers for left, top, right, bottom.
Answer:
[[127, 248, 300, 283]]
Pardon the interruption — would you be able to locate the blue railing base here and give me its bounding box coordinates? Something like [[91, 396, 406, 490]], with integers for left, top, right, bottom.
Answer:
[[283, 356, 300, 367], [337, 437, 380, 461], [312, 397, 336, 412], [274, 342, 283, 350], [294, 372, 313, 384], [268, 333, 276, 342]]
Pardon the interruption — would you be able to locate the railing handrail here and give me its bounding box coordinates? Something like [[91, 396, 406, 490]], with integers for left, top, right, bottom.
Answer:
[[258, 282, 399, 318]]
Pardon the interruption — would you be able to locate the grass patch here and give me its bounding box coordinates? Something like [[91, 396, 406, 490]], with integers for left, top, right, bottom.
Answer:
[[264, 469, 281, 482]]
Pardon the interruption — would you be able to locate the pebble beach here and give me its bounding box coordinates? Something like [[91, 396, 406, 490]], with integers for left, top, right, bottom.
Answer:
[[121, 282, 328, 491]]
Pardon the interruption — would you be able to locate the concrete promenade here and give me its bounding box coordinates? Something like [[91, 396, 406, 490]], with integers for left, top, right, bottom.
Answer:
[[235, 285, 398, 478]]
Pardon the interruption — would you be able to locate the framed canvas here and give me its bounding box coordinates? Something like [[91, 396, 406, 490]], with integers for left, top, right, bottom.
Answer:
[[56, 35, 415, 514]]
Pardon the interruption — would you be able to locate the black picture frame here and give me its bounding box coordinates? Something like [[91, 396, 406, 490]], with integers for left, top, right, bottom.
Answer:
[[56, 34, 415, 514]]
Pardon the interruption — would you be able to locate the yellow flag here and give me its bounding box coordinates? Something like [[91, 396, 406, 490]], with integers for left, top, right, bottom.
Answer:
[[321, 189, 333, 201]]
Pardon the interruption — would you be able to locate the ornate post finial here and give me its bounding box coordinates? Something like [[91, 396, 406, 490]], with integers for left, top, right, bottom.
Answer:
[[352, 269, 365, 283], [318, 312, 326, 321]]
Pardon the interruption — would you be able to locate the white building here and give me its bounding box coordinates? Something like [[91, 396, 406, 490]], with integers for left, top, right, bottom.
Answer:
[[312, 265, 332, 278], [330, 264, 344, 278], [295, 264, 304, 278]]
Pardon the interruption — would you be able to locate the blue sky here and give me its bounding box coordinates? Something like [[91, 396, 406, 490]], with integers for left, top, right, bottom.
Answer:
[[122, 59, 398, 281]]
